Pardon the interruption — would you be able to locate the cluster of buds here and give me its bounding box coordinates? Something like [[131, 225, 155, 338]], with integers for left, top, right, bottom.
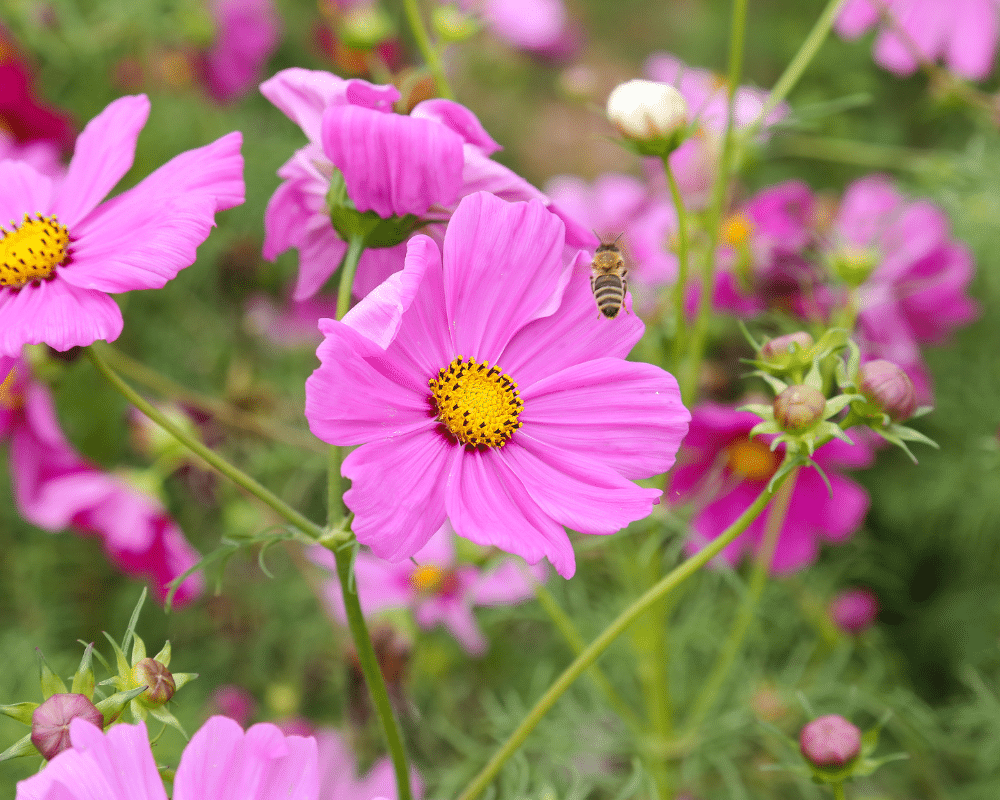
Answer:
[[0, 591, 194, 762]]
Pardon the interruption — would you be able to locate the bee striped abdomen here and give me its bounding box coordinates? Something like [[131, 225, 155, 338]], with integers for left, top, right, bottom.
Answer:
[[592, 273, 626, 318]]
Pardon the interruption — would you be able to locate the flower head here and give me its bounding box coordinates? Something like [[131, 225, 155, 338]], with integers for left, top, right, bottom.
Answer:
[[668, 403, 873, 573], [606, 79, 688, 154], [305, 191, 689, 577], [800, 714, 862, 769], [0, 94, 244, 356], [202, 0, 281, 103], [829, 587, 879, 633]]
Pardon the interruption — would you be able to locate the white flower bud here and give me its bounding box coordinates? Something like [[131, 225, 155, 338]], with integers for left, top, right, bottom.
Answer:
[[606, 80, 688, 149]]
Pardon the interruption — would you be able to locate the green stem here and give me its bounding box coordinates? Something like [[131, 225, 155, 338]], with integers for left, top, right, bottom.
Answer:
[[400, 0, 455, 100], [664, 159, 691, 374], [680, 470, 797, 735], [777, 134, 933, 173], [752, 0, 849, 134], [86, 345, 324, 541], [329, 543, 413, 800], [455, 473, 788, 800], [678, 0, 749, 405], [832, 781, 847, 800], [337, 235, 366, 321]]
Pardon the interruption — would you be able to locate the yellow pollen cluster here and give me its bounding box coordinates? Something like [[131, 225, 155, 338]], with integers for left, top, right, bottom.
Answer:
[[0, 367, 21, 410], [0, 213, 70, 289], [721, 213, 753, 247], [726, 437, 779, 481], [429, 355, 523, 448], [410, 565, 444, 593]]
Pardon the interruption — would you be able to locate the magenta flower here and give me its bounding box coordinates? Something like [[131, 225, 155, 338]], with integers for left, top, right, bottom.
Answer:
[[668, 403, 874, 574], [244, 293, 340, 349], [836, 0, 999, 80], [261, 68, 590, 301], [202, 0, 281, 103], [313, 523, 546, 655], [315, 727, 423, 800], [305, 191, 690, 577], [0, 129, 65, 179], [829, 587, 879, 633], [0, 94, 244, 357], [16, 717, 318, 800], [461, 0, 580, 59], [1, 356, 203, 605]]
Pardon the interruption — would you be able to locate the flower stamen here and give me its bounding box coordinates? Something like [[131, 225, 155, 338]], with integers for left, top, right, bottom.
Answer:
[[0, 213, 70, 288], [726, 437, 778, 481], [429, 355, 523, 448]]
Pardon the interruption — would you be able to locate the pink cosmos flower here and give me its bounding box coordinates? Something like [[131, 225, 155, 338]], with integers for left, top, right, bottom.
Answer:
[[0, 356, 203, 605], [202, 0, 281, 103], [456, 0, 580, 59], [16, 717, 318, 800], [315, 727, 423, 800], [835, 0, 999, 81], [668, 403, 874, 574], [0, 32, 75, 152], [305, 191, 690, 578], [312, 523, 545, 655], [0, 94, 243, 357], [208, 685, 258, 727], [829, 587, 879, 633], [261, 68, 592, 301]]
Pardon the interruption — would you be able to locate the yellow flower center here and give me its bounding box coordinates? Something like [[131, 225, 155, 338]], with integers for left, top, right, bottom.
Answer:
[[0, 213, 70, 288], [726, 437, 778, 481], [0, 366, 21, 410], [721, 213, 753, 247], [429, 356, 523, 448], [410, 564, 460, 596]]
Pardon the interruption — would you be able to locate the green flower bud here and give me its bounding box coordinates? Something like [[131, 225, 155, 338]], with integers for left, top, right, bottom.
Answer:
[[432, 4, 480, 42], [830, 245, 879, 288], [773, 385, 826, 433], [131, 658, 176, 708], [760, 331, 814, 362], [339, 4, 395, 50]]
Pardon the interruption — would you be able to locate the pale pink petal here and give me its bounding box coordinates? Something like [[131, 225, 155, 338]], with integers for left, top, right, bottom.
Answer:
[[484, 0, 567, 51], [444, 193, 568, 362], [946, 0, 999, 79], [836, 0, 880, 38], [410, 99, 501, 153], [438, 602, 488, 655], [0, 160, 54, 222], [471, 558, 544, 605], [0, 276, 123, 356], [343, 429, 454, 560], [51, 95, 149, 226], [445, 446, 576, 577]]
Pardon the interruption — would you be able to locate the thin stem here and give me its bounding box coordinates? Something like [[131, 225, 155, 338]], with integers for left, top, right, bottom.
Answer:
[[337, 235, 366, 321], [777, 134, 933, 172], [86, 345, 324, 541], [330, 543, 413, 800], [400, 0, 455, 100], [832, 781, 847, 800], [533, 582, 645, 733], [455, 472, 788, 800], [751, 0, 849, 135], [680, 470, 798, 735], [664, 158, 691, 373], [678, 0, 750, 405]]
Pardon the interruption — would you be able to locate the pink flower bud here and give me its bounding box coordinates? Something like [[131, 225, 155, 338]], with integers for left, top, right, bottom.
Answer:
[[773, 384, 826, 433], [132, 658, 176, 708], [859, 359, 917, 421], [829, 587, 878, 634], [800, 714, 861, 768], [760, 331, 814, 361], [31, 693, 104, 760]]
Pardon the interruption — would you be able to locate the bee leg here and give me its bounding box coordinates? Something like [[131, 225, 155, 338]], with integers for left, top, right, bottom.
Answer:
[[623, 275, 631, 315], [591, 275, 601, 318]]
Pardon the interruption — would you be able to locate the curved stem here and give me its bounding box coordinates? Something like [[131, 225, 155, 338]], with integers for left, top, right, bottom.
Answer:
[[664, 158, 691, 375], [455, 472, 788, 800], [400, 0, 455, 100], [86, 345, 324, 541]]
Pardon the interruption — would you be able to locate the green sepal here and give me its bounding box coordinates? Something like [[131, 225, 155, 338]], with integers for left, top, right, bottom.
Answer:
[[131, 634, 147, 667], [0, 702, 38, 726], [152, 641, 171, 668], [147, 704, 189, 739], [326, 170, 423, 248], [96, 686, 148, 725], [36, 650, 67, 699], [71, 642, 96, 698], [103, 632, 130, 687], [172, 672, 198, 692], [0, 733, 37, 763]]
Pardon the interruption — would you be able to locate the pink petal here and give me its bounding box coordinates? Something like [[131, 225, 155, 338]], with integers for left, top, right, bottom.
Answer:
[[410, 99, 501, 154], [321, 105, 464, 218], [471, 558, 544, 605], [62, 132, 244, 293], [342, 429, 453, 560], [836, 0, 881, 37], [946, 0, 999, 79], [443, 193, 568, 362], [519, 358, 689, 479], [0, 276, 123, 356], [439, 602, 488, 655], [51, 95, 150, 226], [0, 160, 55, 223]]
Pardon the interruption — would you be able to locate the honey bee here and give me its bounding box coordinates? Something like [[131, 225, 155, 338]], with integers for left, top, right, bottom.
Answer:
[[590, 233, 629, 319]]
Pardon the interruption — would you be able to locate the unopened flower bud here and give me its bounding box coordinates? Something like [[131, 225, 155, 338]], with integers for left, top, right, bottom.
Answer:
[[339, 4, 395, 50], [31, 694, 104, 760], [773, 385, 826, 433], [761, 331, 814, 361], [829, 587, 878, 634], [606, 80, 687, 155], [432, 4, 479, 43], [132, 658, 176, 708], [800, 714, 862, 768], [859, 359, 916, 421], [830, 245, 879, 288]]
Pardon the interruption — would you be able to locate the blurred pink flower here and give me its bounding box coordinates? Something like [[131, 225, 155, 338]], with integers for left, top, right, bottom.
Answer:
[[305, 192, 689, 577], [313, 524, 545, 655], [315, 727, 422, 800], [829, 587, 879, 633], [16, 717, 318, 800], [244, 293, 340, 349], [0, 94, 244, 356], [261, 68, 591, 301], [202, 0, 281, 103], [0, 32, 75, 152], [0, 130, 64, 178], [462, 0, 580, 59], [0, 356, 203, 605], [836, 0, 999, 81], [209, 685, 258, 727], [668, 403, 874, 574]]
